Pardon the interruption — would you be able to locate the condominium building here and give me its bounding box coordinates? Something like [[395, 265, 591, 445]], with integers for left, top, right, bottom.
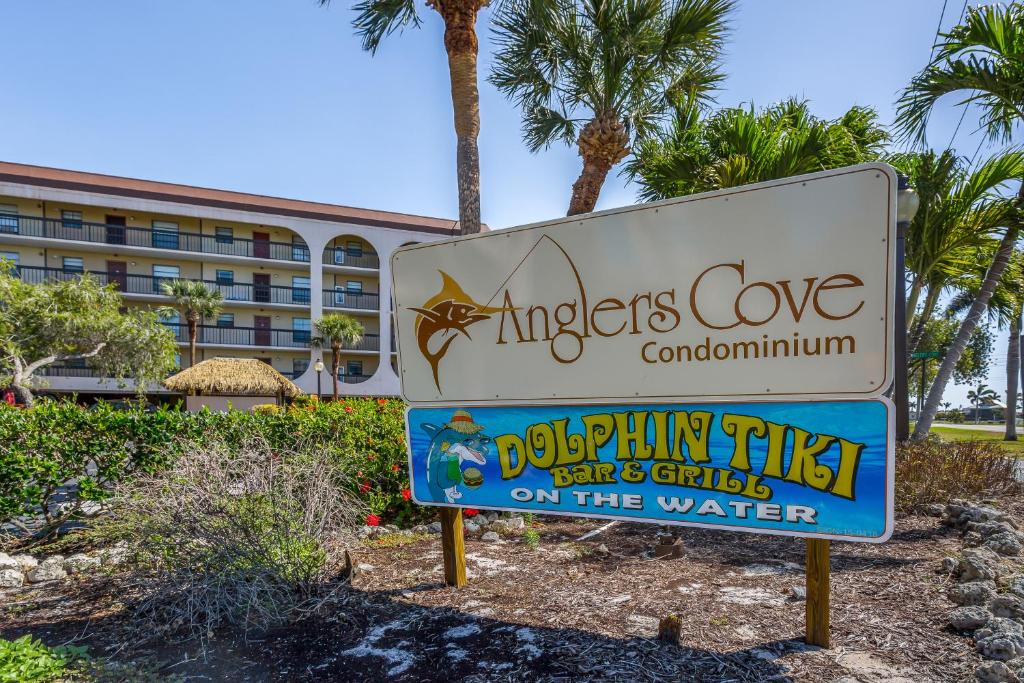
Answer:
[[0, 161, 461, 398]]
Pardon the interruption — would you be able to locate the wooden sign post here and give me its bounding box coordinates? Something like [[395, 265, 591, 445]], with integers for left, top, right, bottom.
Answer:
[[440, 508, 467, 587], [805, 539, 831, 647]]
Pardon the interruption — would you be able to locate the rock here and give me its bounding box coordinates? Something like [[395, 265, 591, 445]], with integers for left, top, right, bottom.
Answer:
[[920, 503, 946, 517], [976, 661, 1021, 683], [63, 553, 100, 574], [79, 501, 103, 517], [484, 512, 499, 523], [991, 596, 1024, 621], [950, 581, 998, 606], [951, 605, 992, 630], [412, 525, 428, 535], [26, 556, 66, 583], [357, 563, 375, 572], [428, 522, 442, 534], [492, 517, 525, 532], [1011, 577, 1024, 600], [1008, 659, 1024, 674], [0, 568, 24, 588], [968, 521, 1017, 537], [988, 533, 1023, 557], [961, 553, 999, 582], [978, 620, 1024, 661], [942, 557, 959, 574], [481, 531, 500, 543], [789, 586, 807, 602], [12, 555, 37, 571], [464, 522, 481, 534], [0, 553, 19, 572], [99, 546, 128, 567], [967, 531, 986, 547], [595, 544, 610, 555], [960, 504, 1008, 527]]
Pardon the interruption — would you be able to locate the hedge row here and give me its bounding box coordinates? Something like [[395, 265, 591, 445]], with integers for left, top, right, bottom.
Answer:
[[0, 397, 422, 532]]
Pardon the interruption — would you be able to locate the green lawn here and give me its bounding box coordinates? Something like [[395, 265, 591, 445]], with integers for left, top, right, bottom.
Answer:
[[930, 425, 1024, 455]]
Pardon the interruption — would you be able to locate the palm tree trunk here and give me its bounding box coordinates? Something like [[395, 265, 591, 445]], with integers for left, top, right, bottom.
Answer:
[[1008, 319, 1021, 441], [332, 344, 341, 401], [187, 318, 198, 367], [442, 5, 483, 236], [568, 153, 613, 216], [913, 225, 1019, 440], [907, 287, 939, 357]]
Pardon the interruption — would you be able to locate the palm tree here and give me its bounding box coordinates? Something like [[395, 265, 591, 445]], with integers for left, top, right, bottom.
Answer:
[[317, 0, 486, 235], [628, 99, 887, 201], [967, 383, 999, 424], [314, 313, 365, 400], [490, 0, 733, 215], [888, 149, 1024, 351], [157, 280, 224, 368], [897, 3, 1024, 439]]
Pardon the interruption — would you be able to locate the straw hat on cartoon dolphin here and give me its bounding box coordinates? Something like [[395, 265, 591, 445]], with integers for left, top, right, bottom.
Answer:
[[444, 409, 485, 434]]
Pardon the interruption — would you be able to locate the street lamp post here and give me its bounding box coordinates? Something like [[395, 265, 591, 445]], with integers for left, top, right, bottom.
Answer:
[[314, 359, 324, 398], [895, 174, 920, 442]]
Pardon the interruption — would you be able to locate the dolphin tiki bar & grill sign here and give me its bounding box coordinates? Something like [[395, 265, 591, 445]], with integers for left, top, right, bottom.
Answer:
[[391, 164, 898, 647]]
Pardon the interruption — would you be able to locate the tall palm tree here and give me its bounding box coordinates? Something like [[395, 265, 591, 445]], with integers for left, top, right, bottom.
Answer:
[[490, 0, 733, 215], [158, 280, 224, 368], [317, 0, 486, 235], [896, 3, 1024, 439], [888, 150, 1024, 352], [314, 313, 365, 400], [967, 383, 999, 424], [628, 98, 887, 201]]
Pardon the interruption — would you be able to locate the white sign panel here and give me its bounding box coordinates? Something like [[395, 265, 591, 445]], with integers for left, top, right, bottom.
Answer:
[[392, 164, 896, 405]]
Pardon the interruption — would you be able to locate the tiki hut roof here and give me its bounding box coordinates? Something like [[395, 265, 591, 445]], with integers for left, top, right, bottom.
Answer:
[[163, 357, 303, 397]]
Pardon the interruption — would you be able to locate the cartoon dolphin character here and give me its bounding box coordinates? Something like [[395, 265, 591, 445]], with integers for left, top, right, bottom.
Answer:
[[423, 410, 490, 503], [409, 271, 512, 392]]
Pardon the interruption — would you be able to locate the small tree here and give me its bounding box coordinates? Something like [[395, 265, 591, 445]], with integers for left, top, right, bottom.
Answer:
[[158, 280, 224, 368], [967, 383, 999, 424], [0, 266, 178, 406], [313, 314, 365, 400]]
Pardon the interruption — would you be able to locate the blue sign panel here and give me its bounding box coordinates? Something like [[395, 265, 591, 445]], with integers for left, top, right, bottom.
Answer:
[[406, 400, 893, 542]]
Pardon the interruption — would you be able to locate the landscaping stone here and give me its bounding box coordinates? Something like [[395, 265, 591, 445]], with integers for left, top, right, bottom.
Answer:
[[952, 606, 992, 631], [789, 586, 807, 602], [967, 532, 986, 547], [27, 556, 66, 583], [988, 533, 1023, 557], [920, 503, 945, 517], [428, 522, 442, 534], [991, 596, 1024, 621], [12, 554, 38, 571], [942, 556, 959, 573], [481, 531, 500, 543], [492, 517, 525, 532], [412, 525, 429, 535], [947, 502, 1008, 528], [64, 553, 101, 574], [977, 619, 1024, 661], [0, 553, 18, 572], [0, 568, 24, 588], [1010, 577, 1024, 600], [99, 545, 128, 567], [961, 553, 1000, 582], [951, 581, 999, 606], [464, 522, 481, 534], [595, 544, 610, 555], [976, 661, 1021, 683]]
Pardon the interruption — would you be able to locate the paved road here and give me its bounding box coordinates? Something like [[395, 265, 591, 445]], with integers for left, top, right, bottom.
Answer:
[[933, 422, 1012, 433]]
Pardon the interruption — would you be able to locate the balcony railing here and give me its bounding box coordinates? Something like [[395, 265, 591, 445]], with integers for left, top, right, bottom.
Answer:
[[16, 266, 312, 307], [37, 364, 102, 378], [162, 323, 380, 351], [322, 248, 380, 270], [0, 215, 311, 263], [322, 289, 379, 311]]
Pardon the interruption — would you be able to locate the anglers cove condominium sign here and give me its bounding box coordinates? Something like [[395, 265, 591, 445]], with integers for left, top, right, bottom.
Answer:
[[392, 164, 896, 404], [406, 400, 893, 542]]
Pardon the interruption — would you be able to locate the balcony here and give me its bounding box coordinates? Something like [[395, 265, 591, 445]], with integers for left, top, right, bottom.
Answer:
[[0, 215, 310, 263], [16, 266, 311, 307], [322, 288, 380, 311], [322, 247, 379, 270], [162, 323, 380, 352]]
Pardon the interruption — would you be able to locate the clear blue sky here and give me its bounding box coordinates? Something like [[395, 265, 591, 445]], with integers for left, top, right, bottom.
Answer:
[[1, 0, 1011, 406]]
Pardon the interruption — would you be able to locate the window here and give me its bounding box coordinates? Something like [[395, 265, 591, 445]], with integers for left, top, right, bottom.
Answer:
[[333, 247, 346, 265], [61, 210, 83, 230], [152, 264, 180, 293], [215, 269, 234, 285], [292, 318, 311, 344], [0, 251, 18, 266], [152, 220, 180, 250], [345, 360, 363, 378], [215, 227, 233, 245], [346, 240, 363, 257], [293, 358, 309, 377], [292, 276, 310, 304], [62, 257, 84, 273], [216, 313, 234, 328], [292, 236, 308, 262], [334, 286, 346, 306], [0, 204, 18, 234], [173, 353, 182, 370], [346, 280, 363, 294]]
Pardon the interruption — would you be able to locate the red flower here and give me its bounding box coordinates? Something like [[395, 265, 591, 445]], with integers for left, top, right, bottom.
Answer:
[[463, 508, 479, 517], [401, 488, 411, 501], [357, 470, 364, 478], [366, 514, 380, 526], [391, 464, 401, 472], [359, 481, 371, 494], [377, 398, 387, 406], [345, 406, 354, 414]]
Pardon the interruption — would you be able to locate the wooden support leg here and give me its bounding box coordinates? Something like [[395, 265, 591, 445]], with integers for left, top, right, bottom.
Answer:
[[440, 508, 467, 588], [805, 538, 830, 648]]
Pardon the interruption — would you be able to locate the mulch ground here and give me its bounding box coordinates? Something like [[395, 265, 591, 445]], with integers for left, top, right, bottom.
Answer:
[[2, 504, 1011, 682]]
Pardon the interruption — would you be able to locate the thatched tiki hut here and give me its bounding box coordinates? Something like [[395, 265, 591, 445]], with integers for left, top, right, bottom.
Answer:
[[164, 357, 302, 412]]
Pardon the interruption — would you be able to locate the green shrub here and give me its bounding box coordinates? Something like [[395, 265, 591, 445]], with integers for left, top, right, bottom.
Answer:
[[0, 635, 88, 683], [0, 397, 423, 533], [895, 437, 1021, 511], [935, 409, 965, 423]]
